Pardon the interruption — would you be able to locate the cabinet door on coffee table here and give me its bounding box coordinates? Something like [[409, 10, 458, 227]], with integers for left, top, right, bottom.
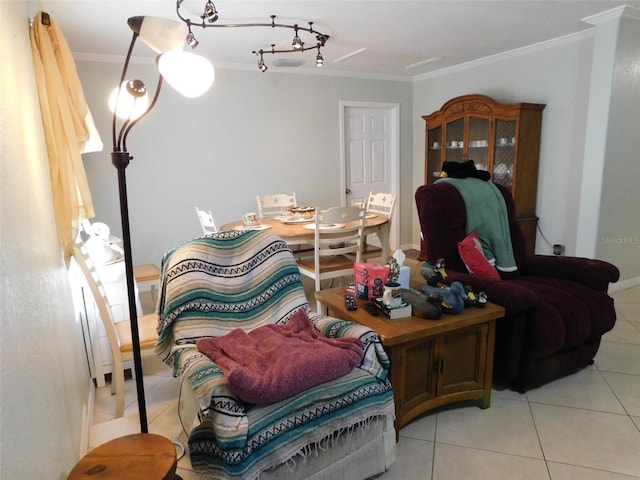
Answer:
[[437, 323, 489, 396], [400, 338, 438, 414]]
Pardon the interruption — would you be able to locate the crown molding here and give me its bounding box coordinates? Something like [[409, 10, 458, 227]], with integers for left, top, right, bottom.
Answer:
[[412, 28, 595, 82]]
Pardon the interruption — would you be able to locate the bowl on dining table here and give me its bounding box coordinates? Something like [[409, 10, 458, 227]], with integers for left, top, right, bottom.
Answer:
[[287, 206, 316, 219]]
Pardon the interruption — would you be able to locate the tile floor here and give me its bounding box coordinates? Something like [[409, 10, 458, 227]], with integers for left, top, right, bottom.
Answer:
[[91, 285, 640, 479]]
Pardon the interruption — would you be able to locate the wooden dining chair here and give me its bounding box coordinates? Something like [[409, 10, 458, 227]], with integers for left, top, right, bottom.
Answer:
[[361, 192, 396, 261], [73, 241, 159, 418], [256, 193, 297, 218], [195, 206, 218, 234], [296, 206, 365, 312]]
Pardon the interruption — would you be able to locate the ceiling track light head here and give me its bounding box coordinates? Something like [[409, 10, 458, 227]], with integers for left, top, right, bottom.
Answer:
[[186, 22, 199, 48], [175, 1, 330, 72], [202, 0, 218, 23], [315, 46, 324, 67], [254, 50, 268, 72], [292, 24, 303, 50]]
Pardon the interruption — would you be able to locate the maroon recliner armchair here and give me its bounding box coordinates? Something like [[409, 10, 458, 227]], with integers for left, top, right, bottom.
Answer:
[[415, 181, 620, 392]]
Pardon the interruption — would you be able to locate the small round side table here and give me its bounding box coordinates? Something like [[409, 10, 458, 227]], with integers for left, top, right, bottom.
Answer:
[[68, 433, 179, 479]]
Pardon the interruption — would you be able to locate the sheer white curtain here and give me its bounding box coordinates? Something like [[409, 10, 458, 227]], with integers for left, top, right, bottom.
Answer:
[[30, 10, 102, 263]]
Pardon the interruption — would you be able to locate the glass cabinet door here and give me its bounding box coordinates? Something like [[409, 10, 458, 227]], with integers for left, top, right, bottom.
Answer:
[[422, 95, 545, 258], [493, 119, 516, 188], [426, 125, 442, 183], [445, 118, 464, 164], [468, 117, 490, 172]]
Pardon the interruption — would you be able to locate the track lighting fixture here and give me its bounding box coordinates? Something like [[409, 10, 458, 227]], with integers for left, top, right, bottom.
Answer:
[[202, 0, 218, 23], [186, 23, 199, 48], [175, 1, 329, 72], [292, 25, 303, 50], [316, 47, 324, 67]]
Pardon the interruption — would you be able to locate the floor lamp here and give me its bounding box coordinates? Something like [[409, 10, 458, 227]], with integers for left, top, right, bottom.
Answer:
[[110, 15, 213, 435]]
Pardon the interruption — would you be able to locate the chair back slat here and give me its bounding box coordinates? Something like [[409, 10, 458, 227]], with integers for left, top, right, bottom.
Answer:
[[72, 243, 124, 355], [256, 193, 297, 218], [366, 192, 396, 219], [195, 206, 218, 234]]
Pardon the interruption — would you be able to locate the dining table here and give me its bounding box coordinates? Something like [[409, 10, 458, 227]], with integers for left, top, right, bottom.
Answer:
[[220, 214, 391, 262]]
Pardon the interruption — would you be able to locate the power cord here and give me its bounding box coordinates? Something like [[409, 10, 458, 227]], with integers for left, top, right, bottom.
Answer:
[[536, 222, 553, 249], [171, 375, 189, 463], [177, 374, 191, 440]]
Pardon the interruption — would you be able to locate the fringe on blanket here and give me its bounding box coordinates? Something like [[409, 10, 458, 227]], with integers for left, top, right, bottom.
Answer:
[[276, 416, 381, 473], [196, 415, 386, 480]]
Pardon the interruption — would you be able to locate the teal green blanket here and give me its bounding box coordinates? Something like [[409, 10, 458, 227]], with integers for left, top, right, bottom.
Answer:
[[437, 177, 517, 272]]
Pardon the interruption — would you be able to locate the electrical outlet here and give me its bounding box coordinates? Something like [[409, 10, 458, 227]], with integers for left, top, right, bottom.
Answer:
[[553, 244, 564, 255]]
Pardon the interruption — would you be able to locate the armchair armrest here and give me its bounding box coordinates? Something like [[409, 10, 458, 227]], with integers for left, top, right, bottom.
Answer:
[[311, 313, 390, 381], [443, 270, 539, 316], [519, 255, 620, 292], [174, 346, 249, 449]]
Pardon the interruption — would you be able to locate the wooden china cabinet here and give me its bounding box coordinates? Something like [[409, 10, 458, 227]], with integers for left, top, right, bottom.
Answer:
[[422, 94, 545, 256]]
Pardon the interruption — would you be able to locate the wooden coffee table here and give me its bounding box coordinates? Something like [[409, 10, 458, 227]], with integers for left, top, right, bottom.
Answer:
[[316, 288, 504, 435]]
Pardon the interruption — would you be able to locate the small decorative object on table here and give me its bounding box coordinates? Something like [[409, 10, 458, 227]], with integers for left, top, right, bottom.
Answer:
[[464, 285, 488, 308], [383, 251, 403, 307], [421, 281, 468, 314], [421, 258, 447, 286], [399, 288, 442, 320], [386, 255, 400, 284], [373, 298, 412, 319]]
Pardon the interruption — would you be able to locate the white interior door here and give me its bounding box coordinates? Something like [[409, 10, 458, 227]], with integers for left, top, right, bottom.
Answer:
[[340, 102, 400, 251]]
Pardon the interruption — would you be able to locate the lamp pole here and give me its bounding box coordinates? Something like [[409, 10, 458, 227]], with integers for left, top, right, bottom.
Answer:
[[111, 150, 148, 433], [109, 14, 211, 453]]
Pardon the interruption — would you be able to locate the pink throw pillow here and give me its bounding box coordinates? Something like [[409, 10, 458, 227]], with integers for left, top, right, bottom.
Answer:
[[458, 231, 500, 279]]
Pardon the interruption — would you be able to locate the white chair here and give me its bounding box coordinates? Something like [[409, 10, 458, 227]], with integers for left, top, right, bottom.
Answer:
[[257, 192, 314, 258], [73, 241, 159, 418], [297, 206, 365, 312], [362, 192, 396, 260], [256, 192, 297, 218], [195, 206, 218, 234]]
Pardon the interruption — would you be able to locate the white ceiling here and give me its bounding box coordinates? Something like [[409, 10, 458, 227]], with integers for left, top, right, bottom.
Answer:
[[32, 1, 640, 79]]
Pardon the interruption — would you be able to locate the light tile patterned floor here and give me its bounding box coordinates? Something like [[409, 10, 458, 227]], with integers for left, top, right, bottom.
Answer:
[[91, 284, 640, 480]]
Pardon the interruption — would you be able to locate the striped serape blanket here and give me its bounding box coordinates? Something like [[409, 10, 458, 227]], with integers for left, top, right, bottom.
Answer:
[[154, 230, 394, 478]]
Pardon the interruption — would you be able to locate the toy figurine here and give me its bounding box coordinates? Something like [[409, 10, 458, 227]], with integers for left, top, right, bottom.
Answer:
[[386, 256, 400, 284], [421, 258, 447, 287], [424, 292, 443, 319], [421, 281, 468, 314], [464, 284, 488, 308]]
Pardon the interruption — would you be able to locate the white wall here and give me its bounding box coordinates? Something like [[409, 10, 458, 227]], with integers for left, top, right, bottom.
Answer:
[[592, 14, 640, 280], [412, 34, 596, 257], [0, 2, 91, 478], [78, 62, 414, 266]]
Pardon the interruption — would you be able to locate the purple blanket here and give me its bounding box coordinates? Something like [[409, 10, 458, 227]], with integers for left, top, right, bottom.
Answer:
[[197, 310, 364, 404]]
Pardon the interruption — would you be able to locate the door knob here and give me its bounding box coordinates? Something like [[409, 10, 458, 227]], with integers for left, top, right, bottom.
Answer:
[[345, 188, 351, 194]]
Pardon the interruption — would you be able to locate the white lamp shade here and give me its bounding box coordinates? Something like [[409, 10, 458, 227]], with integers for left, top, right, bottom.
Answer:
[[108, 82, 150, 120], [135, 16, 185, 53], [157, 50, 215, 98]]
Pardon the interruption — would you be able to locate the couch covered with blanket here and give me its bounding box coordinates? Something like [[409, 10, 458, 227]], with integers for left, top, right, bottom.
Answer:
[[415, 180, 620, 391], [155, 230, 396, 479]]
